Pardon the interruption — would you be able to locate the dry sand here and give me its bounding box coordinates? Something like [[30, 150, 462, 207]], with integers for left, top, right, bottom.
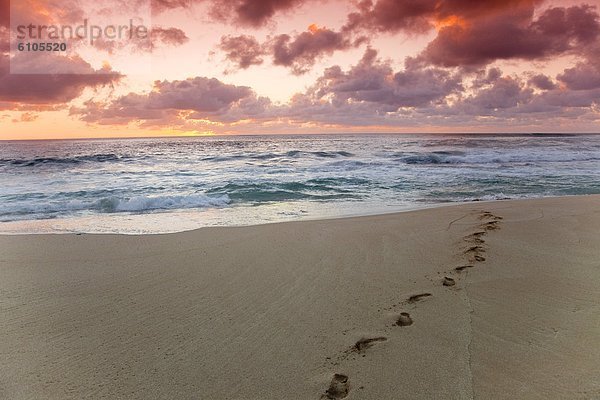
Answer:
[[1, 195, 599, 399]]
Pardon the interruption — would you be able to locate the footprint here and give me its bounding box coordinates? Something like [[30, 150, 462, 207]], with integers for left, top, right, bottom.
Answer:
[[480, 221, 500, 231], [353, 336, 387, 352], [454, 265, 475, 272], [407, 293, 432, 304], [442, 277, 456, 286], [470, 231, 487, 237], [479, 211, 495, 220], [479, 212, 503, 221], [464, 245, 485, 253], [396, 312, 413, 326], [464, 232, 486, 244], [322, 374, 349, 399], [464, 245, 486, 262]]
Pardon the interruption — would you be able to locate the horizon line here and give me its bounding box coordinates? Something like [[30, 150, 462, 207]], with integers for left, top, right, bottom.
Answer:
[[2, 132, 600, 142]]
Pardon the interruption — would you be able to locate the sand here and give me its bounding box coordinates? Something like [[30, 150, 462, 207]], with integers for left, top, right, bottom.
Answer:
[[0, 195, 599, 399]]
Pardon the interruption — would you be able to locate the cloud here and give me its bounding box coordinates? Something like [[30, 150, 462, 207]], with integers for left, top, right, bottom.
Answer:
[[307, 49, 462, 109], [283, 59, 600, 128], [344, 0, 437, 34], [8, 0, 86, 27], [219, 35, 266, 69], [72, 76, 258, 125], [149, 77, 252, 111], [13, 112, 39, 122], [271, 25, 362, 74], [71, 60, 600, 132], [151, 27, 189, 47], [462, 76, 533, 113], [151, 0, 192, 14], [208, 1, 598, 75], [0, 26, 8, 54], [0, 0, 8, 28], [0, 54, 121, 109], [528, 74, 557, 91], [153, 0, 310, 27], [557, 63, 600, 91], [92, 26, 189, 54], [342, 0, 543, 35], [219, 25, 366, 74], [472, 67, 502, 88], [208, 0, 308, 27], [420, 4, 600, 67]]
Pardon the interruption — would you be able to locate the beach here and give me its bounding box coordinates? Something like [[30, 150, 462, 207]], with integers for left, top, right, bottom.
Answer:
[[1, 195, 599, 399]]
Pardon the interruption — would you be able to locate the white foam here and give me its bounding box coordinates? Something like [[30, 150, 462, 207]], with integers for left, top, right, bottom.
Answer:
[[0, 194, 231, 219]]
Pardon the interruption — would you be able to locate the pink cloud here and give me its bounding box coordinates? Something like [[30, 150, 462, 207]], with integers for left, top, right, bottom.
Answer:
[[420, 5, 600, 67], [72, 76, 256, 125], [218, 35, 265, 70], [271, 26, 363, 74], [0, 54, 121, 109]]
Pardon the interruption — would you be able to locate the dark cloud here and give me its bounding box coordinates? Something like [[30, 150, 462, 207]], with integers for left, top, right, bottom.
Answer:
[[307, 49, 462, 109], [72, 77, 256, 125], [151, 27, 189, 47], [284, 59, 599, 127], [149, 77, 251, 111], [0, 26, 8, 53], [557, 63, 600, 91], [420, 5, 600, 67], [151, 0, 193, 14], [0, 0, 8, 28], [219, 26, 366, 74], [227, 0, 305, 27], [436, 0, 542, 19], [528, 74, 557, 91], [0, 54, 121, 109], [463, 77, 533, 113], [271, 26, 360, 74], [342, 0, 543, 35], [219, 35, 266, 69], [344, 0, 435, 34], [274, 48, 464, 126], [151, 0, 313, 27], [472, 67, 502, 88], [71, 58, 600, 131], [532, 87, 600, 109]]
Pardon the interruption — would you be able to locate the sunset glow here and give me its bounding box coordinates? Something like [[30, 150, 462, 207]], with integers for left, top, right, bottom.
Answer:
[[1, 0, 599, 139]]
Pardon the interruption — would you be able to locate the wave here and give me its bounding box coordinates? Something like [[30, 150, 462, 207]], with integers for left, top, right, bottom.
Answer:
[[0, 193, 230, 218], [201, 150, 354, 162], [207, 181, 362, 202], [397, 151, 600, 165], [97, 194, 230, 212], [1, 153, 131, 167]]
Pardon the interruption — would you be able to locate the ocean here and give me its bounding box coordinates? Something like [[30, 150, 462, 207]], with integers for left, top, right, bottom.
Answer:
[[1, 134, 599, 234]]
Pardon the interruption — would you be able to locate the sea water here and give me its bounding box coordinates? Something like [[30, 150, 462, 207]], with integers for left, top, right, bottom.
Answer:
[[1, 134, 598, 233]]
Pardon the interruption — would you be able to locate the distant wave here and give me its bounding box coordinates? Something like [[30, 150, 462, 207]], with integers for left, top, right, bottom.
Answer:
[[1, 153, 131, 167], [201, 150, 354, 162], [397, 151, 600, 165]]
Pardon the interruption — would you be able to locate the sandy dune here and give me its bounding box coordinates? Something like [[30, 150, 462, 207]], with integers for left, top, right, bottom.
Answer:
[[1, 195, 599, 399]]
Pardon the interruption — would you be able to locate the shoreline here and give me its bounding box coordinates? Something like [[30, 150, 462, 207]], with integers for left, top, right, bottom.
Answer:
[[1, 195, 599, 399], [1, 194, 597, 236]]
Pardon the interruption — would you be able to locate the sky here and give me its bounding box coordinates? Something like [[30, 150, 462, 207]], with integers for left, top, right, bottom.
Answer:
[[0, 0, 599, 139]]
